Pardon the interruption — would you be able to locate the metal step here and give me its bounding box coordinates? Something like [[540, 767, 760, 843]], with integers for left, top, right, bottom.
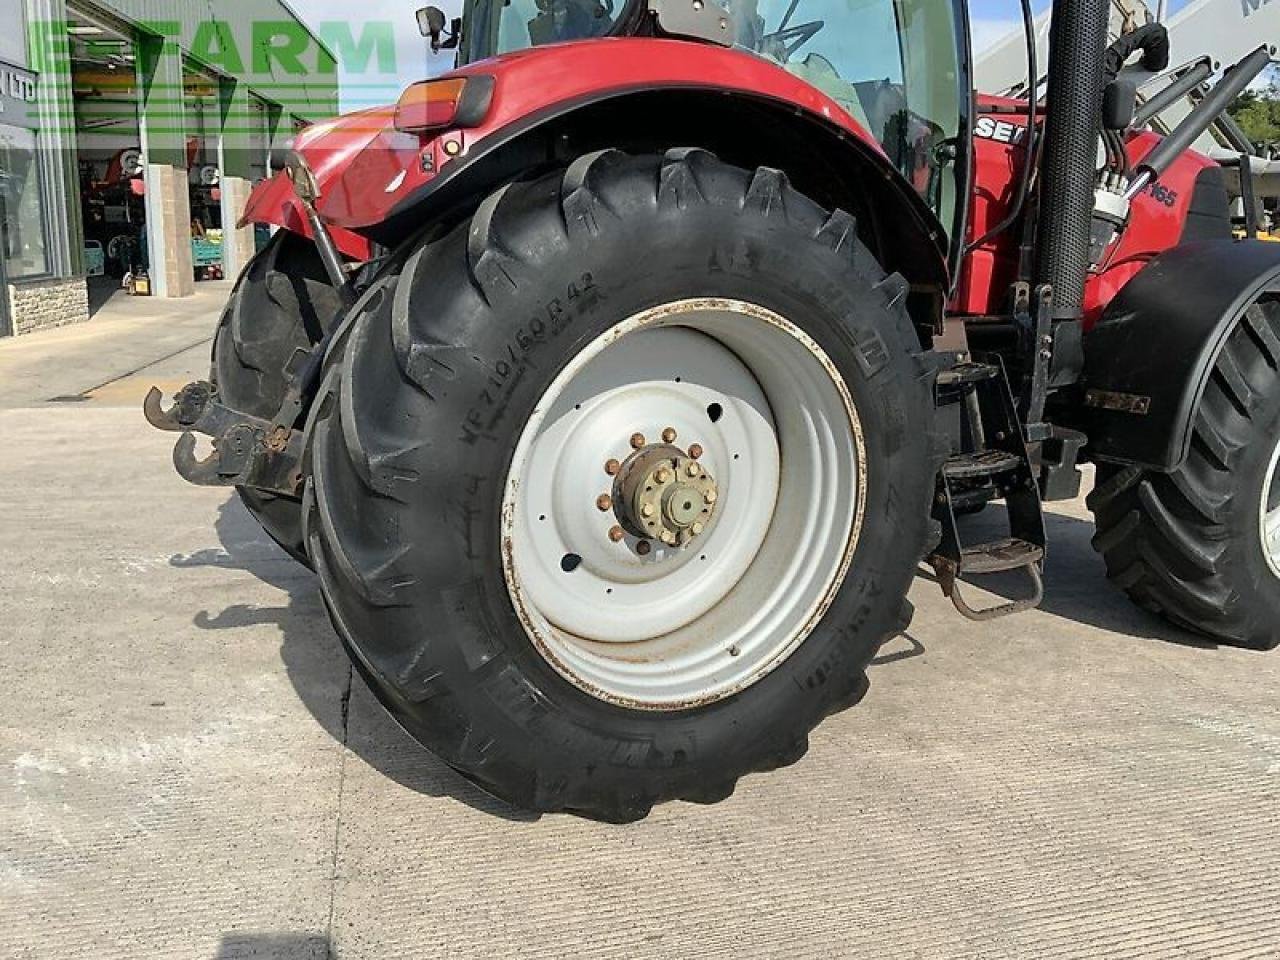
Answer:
[[929, 354, 1046, 623], [943, 450, 1022, 480], [960, 537, 1044, 575]]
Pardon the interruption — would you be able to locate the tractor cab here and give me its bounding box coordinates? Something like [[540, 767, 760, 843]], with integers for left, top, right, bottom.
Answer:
[[440, 0, 970, 239]]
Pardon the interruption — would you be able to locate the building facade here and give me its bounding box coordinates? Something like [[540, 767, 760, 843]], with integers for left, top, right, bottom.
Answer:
[[0, 0, 339, 336]]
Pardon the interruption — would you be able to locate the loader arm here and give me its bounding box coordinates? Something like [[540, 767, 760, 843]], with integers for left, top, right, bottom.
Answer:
[[975, 0, 1280, 206]]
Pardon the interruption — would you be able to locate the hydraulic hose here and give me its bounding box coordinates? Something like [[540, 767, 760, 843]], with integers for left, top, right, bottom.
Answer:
[[1103, 23, 1170, 84], [1133, 59, 1213, 128]]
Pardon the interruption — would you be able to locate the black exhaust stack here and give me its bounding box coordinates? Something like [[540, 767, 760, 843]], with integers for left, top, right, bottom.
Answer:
[[1034, 0, 1111, 321]]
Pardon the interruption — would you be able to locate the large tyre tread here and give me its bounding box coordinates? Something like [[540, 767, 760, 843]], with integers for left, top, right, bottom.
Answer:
[[1088, 298, 1280, 649], [212, 233, 338, 566], [307, 149, 938, 820]]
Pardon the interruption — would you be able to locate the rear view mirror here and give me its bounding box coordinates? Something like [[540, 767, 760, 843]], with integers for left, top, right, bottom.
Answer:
[[416, 6, 447, 38], [1102, 79, 1138, 131]]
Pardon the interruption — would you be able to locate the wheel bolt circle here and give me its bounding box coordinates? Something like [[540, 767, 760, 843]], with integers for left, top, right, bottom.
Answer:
[[662, 427, 677, 443], [612, 443, 720, 548], [630, 433, 646, 449], [688, 443, 703, 459], [608, 525, 625, 543], [596, 494, 612, 512]]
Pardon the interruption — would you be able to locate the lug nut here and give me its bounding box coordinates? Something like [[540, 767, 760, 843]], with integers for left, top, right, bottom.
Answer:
[[596, 494, 612, 512], [660, 530, 677, 545], [636, 540, 652, 556], [630, 432, 646, 449], [605, 458, 621, 476], [704, 490, 717, 504], [688, 443, 703, 459], [608, 525, 625, 543], [691, 521, 704, 535], [655, 468, 671, 484], [686, 463, 700, 477], [662, 427, 677, 443], [641, 503, 655, 517]]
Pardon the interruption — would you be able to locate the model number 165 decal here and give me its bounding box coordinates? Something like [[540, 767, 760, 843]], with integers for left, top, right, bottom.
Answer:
[[1144, 183, 1179, 207]]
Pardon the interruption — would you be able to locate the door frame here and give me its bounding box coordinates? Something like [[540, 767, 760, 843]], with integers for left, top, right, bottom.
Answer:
[[0, 186, 12, 338]]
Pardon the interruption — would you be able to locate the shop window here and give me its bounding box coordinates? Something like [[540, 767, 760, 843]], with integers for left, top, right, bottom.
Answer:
[[0, 125, 50, 280], [256, 101, 275, 182]]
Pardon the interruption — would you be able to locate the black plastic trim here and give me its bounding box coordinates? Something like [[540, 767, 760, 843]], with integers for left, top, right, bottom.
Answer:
[[1080, 239, 1280, 470], [1180, 165, 1232, 243], [454, 75, 496, 128]]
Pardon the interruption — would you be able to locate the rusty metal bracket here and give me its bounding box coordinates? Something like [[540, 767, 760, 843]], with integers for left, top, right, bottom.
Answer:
[[144, 382, 304, 496], [285, 151, 357, 312]]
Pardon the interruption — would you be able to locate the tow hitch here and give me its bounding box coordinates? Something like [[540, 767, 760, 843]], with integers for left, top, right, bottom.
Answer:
[[144, 151, 351, 498], [143, 382, 304, 496]]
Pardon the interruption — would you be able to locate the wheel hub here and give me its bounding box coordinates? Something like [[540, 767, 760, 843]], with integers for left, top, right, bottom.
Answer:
[[613, 443, 718, 546]]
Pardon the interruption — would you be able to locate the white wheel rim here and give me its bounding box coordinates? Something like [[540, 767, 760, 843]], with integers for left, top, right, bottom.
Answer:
[[1262, 433, 1280, 579], [501, 298, 867, 710]]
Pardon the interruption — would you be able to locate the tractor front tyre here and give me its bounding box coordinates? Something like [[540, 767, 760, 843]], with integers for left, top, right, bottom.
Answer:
[[304, 149, 939, 820], [212, 231, 340, 566], [1088, 298, 1280, 649]]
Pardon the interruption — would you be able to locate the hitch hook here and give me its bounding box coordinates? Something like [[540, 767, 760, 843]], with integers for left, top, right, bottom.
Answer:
[[143, 382, 217, 432], [172, 432, 227, 485], [143, 386, 186, 432]]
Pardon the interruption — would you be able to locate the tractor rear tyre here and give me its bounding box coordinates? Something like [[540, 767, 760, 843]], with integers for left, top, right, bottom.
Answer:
[[305, 149, 938, 820], [1088, 298, 1280, 649], [212, 231, 339, 566]]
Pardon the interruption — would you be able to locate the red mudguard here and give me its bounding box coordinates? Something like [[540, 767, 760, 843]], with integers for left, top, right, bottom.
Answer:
[[241, 38, 887, 261]]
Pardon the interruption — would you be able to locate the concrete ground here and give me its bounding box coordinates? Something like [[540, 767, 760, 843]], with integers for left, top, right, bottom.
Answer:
[[2, 290, 1280, 959]]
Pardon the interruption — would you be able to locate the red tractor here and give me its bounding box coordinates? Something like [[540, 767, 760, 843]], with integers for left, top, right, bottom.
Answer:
[[147, 0, 1280, 820]]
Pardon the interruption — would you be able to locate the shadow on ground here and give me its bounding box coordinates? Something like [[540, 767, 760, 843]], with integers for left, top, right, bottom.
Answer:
[[87, 276, 120, 317], [949, 505, 1217, 649], [213, 932, 332, 959], [870, 632, 926, 666], [173, 494, 1216, 822], [172, 495, 536, 821]]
